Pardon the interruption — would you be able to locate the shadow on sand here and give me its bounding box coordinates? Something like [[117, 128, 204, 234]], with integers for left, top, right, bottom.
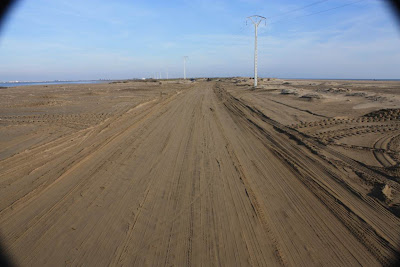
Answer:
[[0, 240, 15, 267]]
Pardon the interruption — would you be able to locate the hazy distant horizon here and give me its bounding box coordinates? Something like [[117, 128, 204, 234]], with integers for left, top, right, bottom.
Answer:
[[2, 76, 400, 87]]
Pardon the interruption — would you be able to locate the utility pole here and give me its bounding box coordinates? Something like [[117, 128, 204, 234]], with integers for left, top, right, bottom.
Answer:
[[247, 15, 266, 88], [183, 56, 188, 79]]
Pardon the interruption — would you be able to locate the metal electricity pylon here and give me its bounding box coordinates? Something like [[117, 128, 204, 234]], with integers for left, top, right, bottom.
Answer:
[[183, 56, 188, 79], [247, 15, 266, 88]]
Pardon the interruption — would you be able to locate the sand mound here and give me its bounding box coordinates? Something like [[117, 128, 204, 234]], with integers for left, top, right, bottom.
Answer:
[[280, 89, 298, 95], [317, 87, 350, 94], [300, 93, 323, 100], [363, 108, 400, 119], [369, 183, 393, 202], [346, 92, 367, 97], [366, 95, 388, 102]]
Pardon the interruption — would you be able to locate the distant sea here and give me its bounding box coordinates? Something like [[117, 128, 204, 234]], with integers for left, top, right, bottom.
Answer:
[[0, 80, 111, 88]]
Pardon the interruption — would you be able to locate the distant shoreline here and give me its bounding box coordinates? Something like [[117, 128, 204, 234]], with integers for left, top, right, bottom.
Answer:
[[0, 80, 112, 88]]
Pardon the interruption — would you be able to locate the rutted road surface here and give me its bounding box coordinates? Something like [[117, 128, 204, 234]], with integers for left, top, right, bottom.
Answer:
[[0, 81, 399, 266]]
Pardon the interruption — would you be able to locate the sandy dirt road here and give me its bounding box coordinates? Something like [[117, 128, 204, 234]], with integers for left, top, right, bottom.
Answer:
[[0, 80, 399, 266]]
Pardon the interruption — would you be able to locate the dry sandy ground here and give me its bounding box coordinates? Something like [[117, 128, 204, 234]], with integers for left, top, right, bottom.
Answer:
[[0, 78, 399, 266]]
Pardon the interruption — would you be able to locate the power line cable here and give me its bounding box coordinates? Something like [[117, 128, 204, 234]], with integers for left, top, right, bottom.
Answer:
[[241, 0, 364, 36], [269, 0, 364, 25], [267, 0, 330, 19], [239, 1, 329, 35]]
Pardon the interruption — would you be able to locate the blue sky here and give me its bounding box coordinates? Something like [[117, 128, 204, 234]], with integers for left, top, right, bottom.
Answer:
[[0, 0, 399, 81]]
